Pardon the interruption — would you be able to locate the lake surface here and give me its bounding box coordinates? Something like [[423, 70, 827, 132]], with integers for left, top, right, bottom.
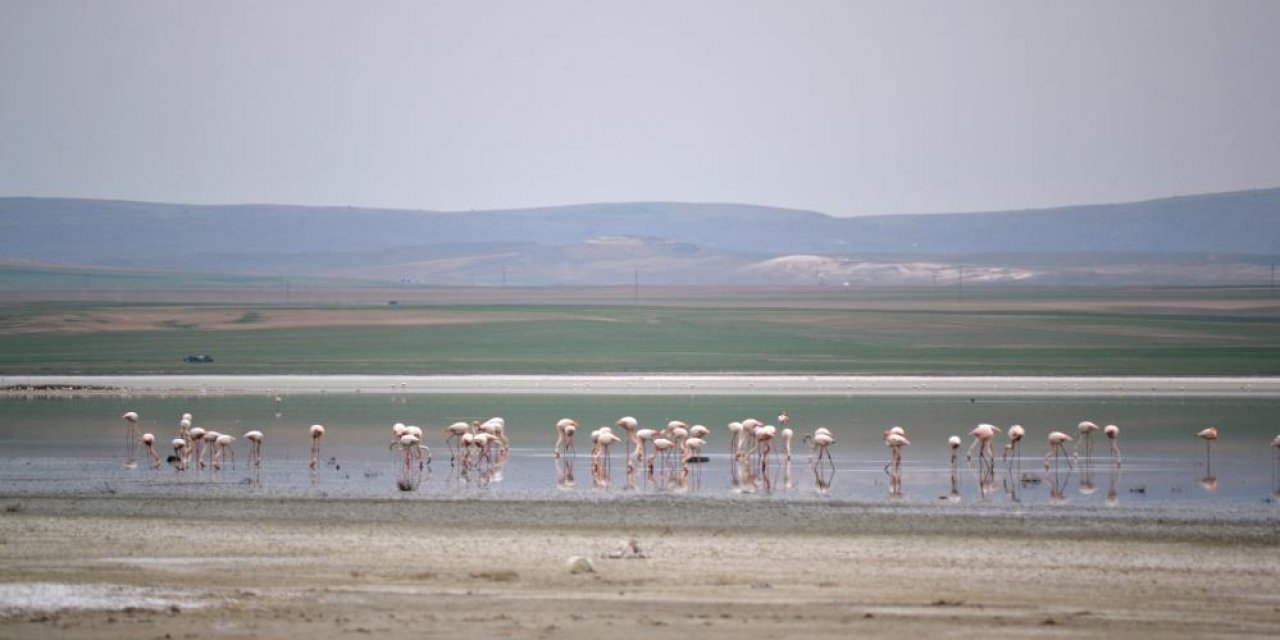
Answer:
[[2, 391, 1278, 513]]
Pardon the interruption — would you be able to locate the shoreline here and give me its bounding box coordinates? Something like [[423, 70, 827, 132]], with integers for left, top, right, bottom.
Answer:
[[5, 493, 1278, 540], [2, 493, 1278, 638], [4, 374, 1280, 397]]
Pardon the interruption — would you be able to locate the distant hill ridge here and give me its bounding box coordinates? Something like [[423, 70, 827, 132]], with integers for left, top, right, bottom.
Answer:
[[1, 188, 1277, 285]]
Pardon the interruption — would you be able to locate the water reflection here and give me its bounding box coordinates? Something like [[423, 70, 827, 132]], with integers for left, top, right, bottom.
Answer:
[[1107, 460, 1121, 507]]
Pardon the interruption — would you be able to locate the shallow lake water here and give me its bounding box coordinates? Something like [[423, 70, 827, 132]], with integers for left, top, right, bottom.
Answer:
[[1, 392, 1278, 513]]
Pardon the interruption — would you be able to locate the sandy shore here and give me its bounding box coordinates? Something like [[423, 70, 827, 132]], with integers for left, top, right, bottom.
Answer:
[[1, 496, 1277, 638], [5, 374, 1280, 397]]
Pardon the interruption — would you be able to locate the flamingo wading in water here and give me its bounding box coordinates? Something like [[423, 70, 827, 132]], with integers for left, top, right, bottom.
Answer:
[[1044, 431, 1075, 472], [1104, 424, 1121, 465], [309, 424, 325, 470], [121, 411, 141, 468]]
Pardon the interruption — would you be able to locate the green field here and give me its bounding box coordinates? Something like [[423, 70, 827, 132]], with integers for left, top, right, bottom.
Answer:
[[2, 285, 1279, 375]]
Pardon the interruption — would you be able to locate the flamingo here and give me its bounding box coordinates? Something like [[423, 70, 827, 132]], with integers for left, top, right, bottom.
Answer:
[[200, 430, 220, 469], [391, 433, 419, 488], [244, 430, 264, 467], [666, 420, 689, 449], [1104, 424, 1121, 465], [482, 417, 510, 453], [592, 427, 622, 485], [1197, 426, 1218, 476], [406, 425, 429, 468], [170, 438, 187, 471], [555, 418, 579, 459], [781, 427, 794, 460], [1044, 430, 1075, 471], [680, 436, 706, 488], [739, 418, 763, 462], [1074, 421, 1100, 461], [651, 437, 676, 481], [810, 431, 836, 495], [947, 435, 962, 499], [121, 411, 141, 468], [615, 416, 639, 472], [185, 427, 206, 469], [634, 428, 657, 474], [1003, 425, 1025, 462], [213, 433, 235, 470], [141, 433, 161, 469], [443, 421, 470, 463], [885, 433, 910, 465], [885, 432, 909, 496], [727, 421, 744, 460], [752, 423, 778, 475], [309, 424, 325, 470], [966, 424, 1001, 469]]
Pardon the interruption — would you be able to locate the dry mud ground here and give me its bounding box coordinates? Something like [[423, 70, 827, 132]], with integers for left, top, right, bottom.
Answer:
[[1, 497, 1278, 639]]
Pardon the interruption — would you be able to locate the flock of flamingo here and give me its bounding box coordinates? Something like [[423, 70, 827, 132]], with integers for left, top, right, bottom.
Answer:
[[116, 409, 1280, 498]]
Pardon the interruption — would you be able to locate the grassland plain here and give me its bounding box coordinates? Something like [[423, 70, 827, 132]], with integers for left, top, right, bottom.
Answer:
[[1, 285, 1279, 376]]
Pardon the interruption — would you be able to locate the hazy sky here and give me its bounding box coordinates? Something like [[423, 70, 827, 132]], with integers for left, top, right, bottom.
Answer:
[[2, 1, 1278, 216]]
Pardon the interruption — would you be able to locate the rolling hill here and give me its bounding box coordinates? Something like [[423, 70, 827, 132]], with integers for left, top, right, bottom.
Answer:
[[1, 188, 1277, 286]]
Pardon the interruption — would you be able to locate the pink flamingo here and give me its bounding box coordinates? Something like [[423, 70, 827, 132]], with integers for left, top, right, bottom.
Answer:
[[170, 438, 187, 471], [555, 418, 579, 459], [1044, 431, 1075, 471], [808, 428, 835, 494], [185, 427, 206, 469], [244, 430, 264, 467], [309, 424, 325, 470], [1074, 421, 1100, 461], [1197, 426, 1218, 480], [680, 436, 706, 488], [391, 433, 418, 484], [200, 431, 220, 469], [406, 425, 429, 469], [443, 421, 470, 463], [591, 427, 622, 485], [141, 433, 161, 469], [947, 435, 962, 498], [651, 437, 676, 482], [751, 423, 778, 476], [966, 424, 1002, 470], [481, 418, 510, 454], [1104, 424, 1121, 465], [212, 434, 235, 470], [634, 428, 657, 474], [885, 431, 909, 496], [1003, 425, 1025, 462], [121, 411, 141, 468]]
